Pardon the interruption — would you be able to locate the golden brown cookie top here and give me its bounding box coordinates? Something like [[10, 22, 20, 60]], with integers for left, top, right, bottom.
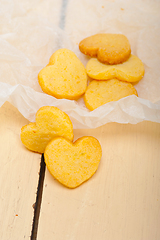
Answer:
[[79, 33, 131, 65], [44, 136, 102, 188], [84, 79, 138, 111], [38, 49, 87, 100], [21, 106, 73, 153], [86, 54, 145, 82]]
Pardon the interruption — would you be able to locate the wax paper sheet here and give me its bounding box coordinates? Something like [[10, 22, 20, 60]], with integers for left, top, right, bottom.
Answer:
[[0, 0, 160, 128]]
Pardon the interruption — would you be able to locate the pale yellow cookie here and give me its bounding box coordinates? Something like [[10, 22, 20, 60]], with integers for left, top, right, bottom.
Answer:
[[86, 54, 145, 82], [21, 106, 73, 153], [84, 79, 138, 110], [38, 48, 87, 100], [79, 33, 131, 64], [44, 136, 102, 188]]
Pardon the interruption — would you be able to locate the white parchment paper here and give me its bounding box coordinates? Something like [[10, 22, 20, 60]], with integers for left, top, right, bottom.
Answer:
[[0, 0, 160, 128]]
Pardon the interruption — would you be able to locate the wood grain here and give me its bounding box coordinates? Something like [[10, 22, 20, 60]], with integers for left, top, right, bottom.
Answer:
[[0, 102, 41, 240], [37, 121, 160, 240]]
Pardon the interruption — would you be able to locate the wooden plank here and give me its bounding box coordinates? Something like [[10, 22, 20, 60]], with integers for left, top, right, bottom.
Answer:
[[37, 121, 160, 240], [0, 102, 41, 240]]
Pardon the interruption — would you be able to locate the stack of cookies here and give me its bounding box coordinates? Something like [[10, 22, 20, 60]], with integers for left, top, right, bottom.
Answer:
[[38, 33, 144, 111], [79, 33, 145, 110]]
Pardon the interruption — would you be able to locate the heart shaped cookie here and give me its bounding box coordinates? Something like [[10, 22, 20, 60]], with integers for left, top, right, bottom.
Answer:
[[21, 106, 73, 153], [86, 54, 145, 83], [84, 79, 138, 110], [44, 136, 102, 188], [38, 48, 87, 100], [79, 33, 131, 64]]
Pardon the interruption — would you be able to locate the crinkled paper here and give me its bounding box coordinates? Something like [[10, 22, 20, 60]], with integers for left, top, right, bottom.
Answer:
[[0, 0, 160, 128]]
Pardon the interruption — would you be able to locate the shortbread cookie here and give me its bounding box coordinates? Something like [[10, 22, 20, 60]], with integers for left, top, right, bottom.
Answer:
[[44, 136, 102, 188], [79, 33, 131, 64], [86, 54, 144, 82], [21, 106, 73, 153], [84, 79, 138, 110], [38, 48, 87, 100]]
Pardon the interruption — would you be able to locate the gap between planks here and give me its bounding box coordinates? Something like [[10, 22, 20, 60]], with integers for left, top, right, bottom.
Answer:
[[31, 154, 46, 240]]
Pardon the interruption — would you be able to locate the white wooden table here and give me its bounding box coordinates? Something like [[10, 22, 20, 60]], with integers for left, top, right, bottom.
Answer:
[[0, 101, 160, 240], [0, 102, 41, 240], [0, 1, 160, 239]]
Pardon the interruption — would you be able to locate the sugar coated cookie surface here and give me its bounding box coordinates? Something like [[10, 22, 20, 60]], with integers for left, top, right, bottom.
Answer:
[[79, 33, 131, 65], [86, 54, 145, 82], [44, 136, 102, 188], [38, 48, 87, 100], [84, 79, 138, 110], [21, 106, 73, 153]]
